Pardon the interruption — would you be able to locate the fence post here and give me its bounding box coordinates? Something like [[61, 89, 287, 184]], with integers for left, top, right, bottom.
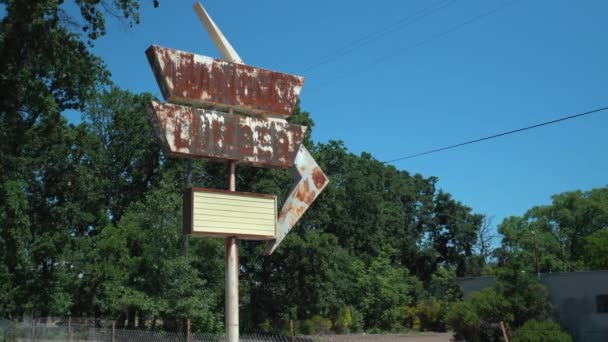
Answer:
[[31, 318, 35, 342], [290, 319, 295, 342], [112, 320, 116, 342], [68, 316, 71, 342], [187, 319, 192, 342]]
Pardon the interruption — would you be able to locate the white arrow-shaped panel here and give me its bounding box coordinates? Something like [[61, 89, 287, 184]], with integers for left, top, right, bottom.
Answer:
[[264, 145, 329, 255]]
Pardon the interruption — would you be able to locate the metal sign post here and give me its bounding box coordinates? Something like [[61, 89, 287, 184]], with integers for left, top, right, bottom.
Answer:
[[145, 3, 330, 341], [225, 161, 238, 341]]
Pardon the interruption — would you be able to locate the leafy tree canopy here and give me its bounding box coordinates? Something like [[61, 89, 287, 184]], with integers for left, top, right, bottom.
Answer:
[[495, 187, 608, 272]]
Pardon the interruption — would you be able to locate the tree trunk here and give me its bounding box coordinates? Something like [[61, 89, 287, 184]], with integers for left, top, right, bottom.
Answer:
[[127, 307, 136, 329]]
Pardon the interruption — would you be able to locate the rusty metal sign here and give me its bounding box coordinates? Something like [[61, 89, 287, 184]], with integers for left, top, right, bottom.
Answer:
[[147, 101, 306, 168], [264, 145, 328, 254], [146, 0, 329, 255], [146, 3, 328, 341], [147, 45, 304, 117]]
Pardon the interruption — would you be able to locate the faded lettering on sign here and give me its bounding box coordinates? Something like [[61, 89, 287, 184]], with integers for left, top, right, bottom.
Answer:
[[146, 45, 304, 117], [147, 101, 306, 168]]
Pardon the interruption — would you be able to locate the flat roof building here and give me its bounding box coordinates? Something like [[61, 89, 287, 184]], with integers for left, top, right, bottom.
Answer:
[[459, 271, 608, 342]]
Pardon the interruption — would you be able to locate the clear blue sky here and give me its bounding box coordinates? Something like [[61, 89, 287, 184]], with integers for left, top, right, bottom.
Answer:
[[77, 0, 607, 229]]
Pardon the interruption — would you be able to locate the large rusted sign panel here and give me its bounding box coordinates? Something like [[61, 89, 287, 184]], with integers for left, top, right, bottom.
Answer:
[[147, 101, 306, 168], [147, 45, 304, 117]]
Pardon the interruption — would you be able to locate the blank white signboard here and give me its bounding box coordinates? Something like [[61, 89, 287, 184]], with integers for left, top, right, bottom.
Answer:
[[184, 188, 277, 240]]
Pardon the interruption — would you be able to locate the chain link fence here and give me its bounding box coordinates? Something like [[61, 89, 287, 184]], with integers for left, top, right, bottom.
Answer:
[[0, 317, 324, 342], [0, 318, 456, 341]]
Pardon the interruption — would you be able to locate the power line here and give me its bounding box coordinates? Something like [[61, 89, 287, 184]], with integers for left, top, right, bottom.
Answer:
[[383, 105, 608, 164], [312, 0, 519, 89], [302, 0, 457, 73]]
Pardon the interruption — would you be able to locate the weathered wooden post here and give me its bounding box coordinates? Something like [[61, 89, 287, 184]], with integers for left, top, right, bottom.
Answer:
[[187, 318, 192, 342], [31, 318, 35, 341], [111, 320, 116, 342], [67, 316, 71, 342]]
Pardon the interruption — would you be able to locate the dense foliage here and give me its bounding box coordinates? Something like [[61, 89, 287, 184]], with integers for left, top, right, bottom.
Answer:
[[447, 187, 608, 341], [495, 187, 608, 273], [1, 0, 606, 337], [446, 288, 512, 342], [446, 268, 554, 341], [0, 0, 485, 332]]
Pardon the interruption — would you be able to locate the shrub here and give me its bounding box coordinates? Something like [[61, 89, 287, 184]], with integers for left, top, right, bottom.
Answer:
[[415, 297, 447, 332], [300, 315, 332, 335], [358, 248, 421, 332], [512, 320, 572, 342], [258, 319, 272, 333], [349, 308, 364, 333], [446, 288, 512, 342], [428, 267, 462, 302], [494, 259, 553, 326], [334, 306, 353, 333], [403, 305, 420, 330], [446, 301, 481, 342], [333, 306, 364, 333]]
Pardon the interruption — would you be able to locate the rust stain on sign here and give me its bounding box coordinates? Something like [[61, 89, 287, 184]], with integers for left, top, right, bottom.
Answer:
[[147, 45, 304, 117], [147, 101, 306, 168], [264, 145, 329, 255]]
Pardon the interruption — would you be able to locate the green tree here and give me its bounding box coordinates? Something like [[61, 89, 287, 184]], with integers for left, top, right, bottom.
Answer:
[[496, 187, 608, 273], [427, 266, 462, 303], [430, 191, 483, 277], [445, 301, 480, 341], [234, 133, 483, 332], [493, 261, 553, 327], [358, 247, 422, 332], [0, 0, 156, 318], [85, 166, 222, 331], [581, 229, 608, 269], [448, 257, 554, 341], [244, 231, 357, 333], [410, 267, 462, 332], [82, 87, 162, 223], [1, 0, 491, 327]]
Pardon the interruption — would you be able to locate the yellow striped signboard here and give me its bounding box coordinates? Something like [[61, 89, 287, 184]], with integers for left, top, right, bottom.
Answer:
[[183, 187, 277, 240]]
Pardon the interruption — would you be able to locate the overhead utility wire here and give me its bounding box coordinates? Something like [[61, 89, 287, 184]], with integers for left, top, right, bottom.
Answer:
[[383, 105, 608, 164], [302, 0, 457, 73], [314, 0, 519, 89]]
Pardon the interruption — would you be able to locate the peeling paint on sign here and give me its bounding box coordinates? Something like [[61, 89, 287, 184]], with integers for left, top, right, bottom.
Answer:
[[147, 101, 306, 168], [146, 45, 304, 117], [264, 145, 329, 255]]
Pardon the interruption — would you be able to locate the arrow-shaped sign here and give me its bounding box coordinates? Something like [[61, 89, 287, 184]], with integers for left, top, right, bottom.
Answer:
[[146, 1, 328, 255], [265, 144, 328, 254]]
